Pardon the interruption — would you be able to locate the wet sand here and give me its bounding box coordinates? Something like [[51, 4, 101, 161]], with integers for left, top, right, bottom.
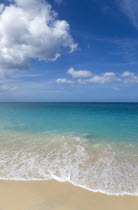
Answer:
[[0, 180, 137, 210]]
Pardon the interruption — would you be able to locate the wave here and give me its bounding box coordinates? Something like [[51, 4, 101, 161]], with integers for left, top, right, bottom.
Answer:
[[0, 131, 137, 196]]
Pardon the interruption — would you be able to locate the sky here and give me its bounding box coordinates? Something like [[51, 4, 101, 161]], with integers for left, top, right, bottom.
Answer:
[[0, 0, 138, 102]]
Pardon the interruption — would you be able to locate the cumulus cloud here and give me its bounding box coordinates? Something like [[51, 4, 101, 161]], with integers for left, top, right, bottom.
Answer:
[[117, 0, 138, 28], [56, 69, 138, 85], [67, 67, 92, 78], [0, 0, 77, 77]]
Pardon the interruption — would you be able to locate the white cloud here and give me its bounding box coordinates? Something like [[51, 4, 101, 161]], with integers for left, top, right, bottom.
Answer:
[[121, 71, 134, 77], [56, 78, 74, 84], [67, 67, 92, 78], [56, 70, 138, 85], [121, 71, 138, 84], [87, 72, 121, 84], [117, 0, 138, 28], [0, 0, 77, 76]]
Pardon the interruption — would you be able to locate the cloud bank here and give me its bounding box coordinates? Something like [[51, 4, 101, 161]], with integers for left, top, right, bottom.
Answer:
[[0, 0, 77, 76], [56, 68, 138, 85]]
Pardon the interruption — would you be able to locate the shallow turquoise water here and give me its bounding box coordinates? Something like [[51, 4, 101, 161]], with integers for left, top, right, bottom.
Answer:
[[0, 103, 138, 195], [0, 102, 138, 142]]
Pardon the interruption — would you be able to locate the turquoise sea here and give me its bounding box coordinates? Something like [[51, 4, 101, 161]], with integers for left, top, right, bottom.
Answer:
[[0, 102, 138, 195]]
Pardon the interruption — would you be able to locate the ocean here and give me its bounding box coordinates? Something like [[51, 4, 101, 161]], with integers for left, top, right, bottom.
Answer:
[[0, 102, 138, 195]]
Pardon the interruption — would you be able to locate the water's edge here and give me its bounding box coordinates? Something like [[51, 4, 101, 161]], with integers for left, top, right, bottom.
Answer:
[[0, 132, 137, 196], [0, 178, 137, 196]]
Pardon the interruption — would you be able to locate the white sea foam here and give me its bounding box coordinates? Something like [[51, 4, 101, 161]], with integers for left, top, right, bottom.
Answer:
[[0, 131, 137, 196]]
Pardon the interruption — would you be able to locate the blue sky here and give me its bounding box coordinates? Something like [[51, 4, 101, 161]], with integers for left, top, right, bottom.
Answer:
[[0, 0, 138, 102]]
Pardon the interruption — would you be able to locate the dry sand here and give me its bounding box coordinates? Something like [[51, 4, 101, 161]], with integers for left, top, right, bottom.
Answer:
[[0, 180, 137, 210]]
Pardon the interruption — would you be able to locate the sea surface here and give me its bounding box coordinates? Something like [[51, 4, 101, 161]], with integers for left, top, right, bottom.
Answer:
[[0, 102, 138, 195]]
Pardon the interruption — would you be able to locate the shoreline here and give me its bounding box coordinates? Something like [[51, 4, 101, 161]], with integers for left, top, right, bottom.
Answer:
[[0, 180, 137, 210], [0, 178, 137, 196]]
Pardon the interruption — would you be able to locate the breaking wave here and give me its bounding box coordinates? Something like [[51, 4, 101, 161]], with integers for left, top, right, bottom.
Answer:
[[0, 131, 137, 196]]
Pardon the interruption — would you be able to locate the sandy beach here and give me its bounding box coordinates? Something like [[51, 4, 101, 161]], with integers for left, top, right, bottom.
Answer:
[[0, 180, 137, 210]]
